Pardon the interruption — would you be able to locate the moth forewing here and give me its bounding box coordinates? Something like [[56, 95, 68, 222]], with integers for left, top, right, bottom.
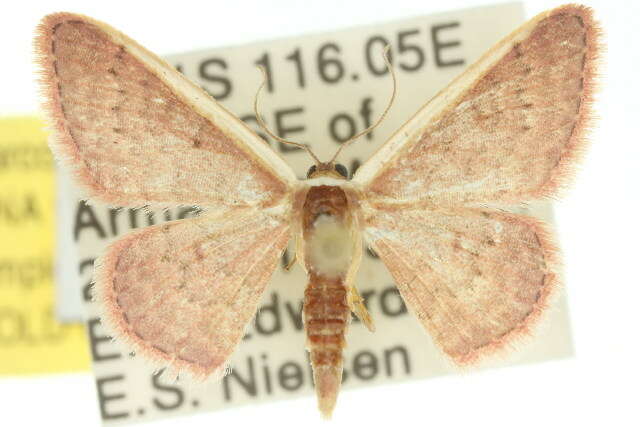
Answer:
[[354, 5, 600, 206], [34, 12, 295, 209]]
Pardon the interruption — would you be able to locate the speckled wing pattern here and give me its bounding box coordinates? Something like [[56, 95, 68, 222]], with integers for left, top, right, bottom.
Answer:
[[354, 5, 598, 205], [35, 13, 295, 209], [363, 206, 557, 364], [356, 5, 600, 364], [96, 212, 290, 378], [35, 13, 296, 378]]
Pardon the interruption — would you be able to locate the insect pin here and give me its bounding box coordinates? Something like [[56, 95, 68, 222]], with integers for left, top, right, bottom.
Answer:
[[35, 4, 600, 418]]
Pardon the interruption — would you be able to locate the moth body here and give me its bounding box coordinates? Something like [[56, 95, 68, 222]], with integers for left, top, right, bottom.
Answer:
[[299, 182, 362, 417]]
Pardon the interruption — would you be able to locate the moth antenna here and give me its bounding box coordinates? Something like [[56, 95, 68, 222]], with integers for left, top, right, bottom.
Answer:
[[329, 45, 396, 164], [254, 66, 321, 165]]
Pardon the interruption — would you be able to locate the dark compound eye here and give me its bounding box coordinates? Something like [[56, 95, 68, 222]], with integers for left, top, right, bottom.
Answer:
[[334, 163, 348, 178], [306, 164, 317, 178]]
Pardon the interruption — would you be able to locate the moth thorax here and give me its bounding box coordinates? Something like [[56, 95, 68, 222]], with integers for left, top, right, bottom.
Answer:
[[302, 185, 354, 279], [307, 214, 352, 278]]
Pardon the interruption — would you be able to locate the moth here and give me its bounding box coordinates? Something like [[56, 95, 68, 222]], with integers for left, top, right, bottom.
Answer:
[[35, 4, 599, 418]]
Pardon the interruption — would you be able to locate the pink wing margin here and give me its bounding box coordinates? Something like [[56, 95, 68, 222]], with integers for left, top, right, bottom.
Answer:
[[34, 12, 295, 209], [94, 211, 290, 379], [356, 5, 601, 365]]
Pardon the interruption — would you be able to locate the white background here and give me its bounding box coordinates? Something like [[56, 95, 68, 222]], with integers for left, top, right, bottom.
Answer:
[[1, 0, 638, 426]]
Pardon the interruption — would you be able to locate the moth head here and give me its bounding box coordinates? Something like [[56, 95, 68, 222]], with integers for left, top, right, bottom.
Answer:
[[306, 162, 348, 180], [254, 45, 395, 172]]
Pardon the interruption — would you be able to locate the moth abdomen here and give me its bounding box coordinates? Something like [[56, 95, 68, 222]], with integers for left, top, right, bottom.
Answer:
[[303, 271, 349, 418]]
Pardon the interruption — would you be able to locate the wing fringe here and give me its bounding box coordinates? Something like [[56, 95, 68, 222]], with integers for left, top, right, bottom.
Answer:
[[93, 224, 228, 381], [34, 13, 106, 206], [535, 4, 604, 201], [452, 213, 562, 366]]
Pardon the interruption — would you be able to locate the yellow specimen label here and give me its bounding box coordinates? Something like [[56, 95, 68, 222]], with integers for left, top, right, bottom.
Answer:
[[0, 116, 89, 375]]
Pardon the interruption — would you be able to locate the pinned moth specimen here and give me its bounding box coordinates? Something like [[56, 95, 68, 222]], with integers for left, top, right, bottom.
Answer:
[[35, 4, 599, 418]]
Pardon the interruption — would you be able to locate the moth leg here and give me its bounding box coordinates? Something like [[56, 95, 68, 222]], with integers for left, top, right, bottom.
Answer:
[[284, 251, 297, 271], [348, 286, 375, 332]]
